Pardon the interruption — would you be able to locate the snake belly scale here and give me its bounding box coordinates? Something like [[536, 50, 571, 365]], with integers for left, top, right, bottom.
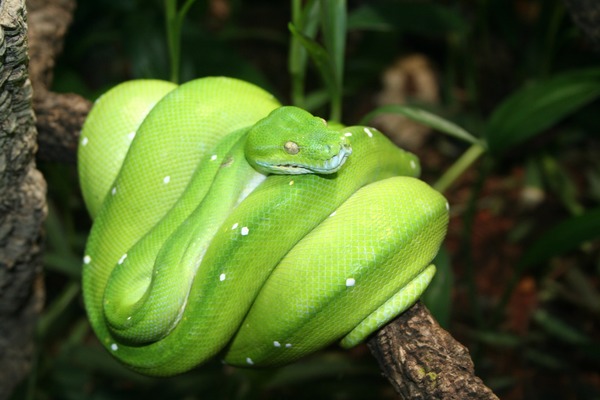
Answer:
[[78, 76, 449, 376]]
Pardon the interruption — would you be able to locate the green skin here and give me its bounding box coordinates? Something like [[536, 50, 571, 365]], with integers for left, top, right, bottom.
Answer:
[[78, 77, 449, 376]]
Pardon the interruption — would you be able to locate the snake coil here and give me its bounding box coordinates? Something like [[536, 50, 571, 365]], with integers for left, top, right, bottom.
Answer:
[[78, 77, 449, 376]]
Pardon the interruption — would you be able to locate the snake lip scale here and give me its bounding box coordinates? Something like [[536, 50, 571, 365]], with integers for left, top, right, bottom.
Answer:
[[78, 77, 449, 376], [257, 144, 352, 175]]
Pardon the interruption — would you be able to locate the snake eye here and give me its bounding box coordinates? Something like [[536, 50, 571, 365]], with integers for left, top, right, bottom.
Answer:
[[284, 141, 300, 155]]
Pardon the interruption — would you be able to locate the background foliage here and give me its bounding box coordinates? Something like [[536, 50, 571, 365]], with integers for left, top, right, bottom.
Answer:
[[14, 0, 600, 399]]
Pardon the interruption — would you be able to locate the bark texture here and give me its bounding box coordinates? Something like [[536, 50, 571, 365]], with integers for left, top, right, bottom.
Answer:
[[0, 0, 46, 398], [27, 0, 90, 164], [368, 302, 499, 399]]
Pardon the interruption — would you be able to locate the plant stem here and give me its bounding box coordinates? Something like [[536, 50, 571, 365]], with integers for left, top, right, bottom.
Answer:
[[289, 0, 305, 107], [165, 0, 197, 83], [36, 282, 81, 338], [165, 0, 178, 83], [320, 0, 346, 122], [433, 143, 486, 193]]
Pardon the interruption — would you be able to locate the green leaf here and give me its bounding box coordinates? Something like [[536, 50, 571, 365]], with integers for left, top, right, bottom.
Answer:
[[539, 153, 584, 215], [44, 253, 82, 279], [264, 354, 369, 389], [347, 3, 468, 37], [472, 331, 522, 348], [347, 4, 394, 31], [519, 207, 600, 268], [320, 0, 346, 83], [288, 22, 339, 118], [319, 0, 346, 121], [360, 104, 481, 145], [524, 349, 564, 370], [36, 282, 81, 338], [289, 0, 320, 108], [533, 310, 591, 345], [485, 68, 600, 154], [422, 248, 453, 328]]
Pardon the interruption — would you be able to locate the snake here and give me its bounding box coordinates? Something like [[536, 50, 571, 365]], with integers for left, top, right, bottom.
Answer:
[[78, 76, 449, 376]]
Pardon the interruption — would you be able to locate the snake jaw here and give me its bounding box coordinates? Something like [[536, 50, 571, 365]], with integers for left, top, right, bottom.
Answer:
[[314, 142, 352, 174], [258, 143, 352, 175]]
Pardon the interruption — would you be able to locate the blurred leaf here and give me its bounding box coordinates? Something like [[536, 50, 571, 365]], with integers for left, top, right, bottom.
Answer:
[[347, 2, 468, 37], [360, 105, 481, 145], [519, 207, 600, 268], [524, 348, 564, 370], [588, 164, 600, 202], [126, 11, 171, 80], [37, 282, 81, 338], [44, 253, 82, 279], [68, 345, 153, 382], [422, 247, 453, 328], [485, 68, 600, 154], [533, 309, 591, 345], [473, 331, 522, 348], [45, 202, 72, 258], [486, 376, 519, 393], [320, 0, 346, 82], [288, 22, 339, 116], [347, 4, 394, 31], [540, 153, 584, 215], [289, 0, 319, 109], [318, 0, 346, 121], [264, 353, 371, 389], [565, 267, 600, 313], [304, 89, 331, 112]]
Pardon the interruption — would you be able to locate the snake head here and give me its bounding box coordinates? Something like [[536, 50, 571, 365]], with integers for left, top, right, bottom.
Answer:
[[246, 106, 352, 175]]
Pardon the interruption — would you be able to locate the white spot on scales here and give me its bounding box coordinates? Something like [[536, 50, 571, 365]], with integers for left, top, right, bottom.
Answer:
[[346, 278, 356, 287], [270, 341, 292, 349], [110, 343, 118, 351], [118, 254, 127, 265], [219, 273, 226, 282], [241, 226, 250, 236], [163, 176, 171, 184], [111, 187, 117, 196], [363, 127, 374, 137], [246, 357, 254, 365], [210, 154, 218, 161], [81, 137, 89, 146]]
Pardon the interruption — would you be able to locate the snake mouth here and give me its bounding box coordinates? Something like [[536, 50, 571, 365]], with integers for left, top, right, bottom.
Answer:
[[262, 144, 352, 175], [309, 146, 352, 174]]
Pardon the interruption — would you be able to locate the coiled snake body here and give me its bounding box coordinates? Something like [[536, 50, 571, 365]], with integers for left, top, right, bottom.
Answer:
[[78, 77, 448, 376]]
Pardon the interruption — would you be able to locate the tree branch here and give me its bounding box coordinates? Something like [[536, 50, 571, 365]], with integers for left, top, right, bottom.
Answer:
[[368, 302, 498, 399], [27, 0, 90, 163], [0, 0, 46, 398]]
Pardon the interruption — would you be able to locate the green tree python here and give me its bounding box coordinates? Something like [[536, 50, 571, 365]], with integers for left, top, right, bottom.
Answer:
[[78, 77, 449, 376]]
